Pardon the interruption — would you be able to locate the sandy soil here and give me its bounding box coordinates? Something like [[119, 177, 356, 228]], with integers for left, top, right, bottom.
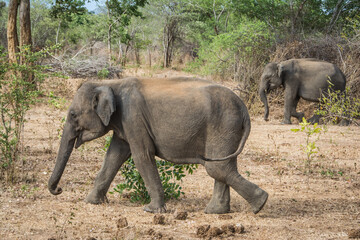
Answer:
[[0, 72, 359, 240]]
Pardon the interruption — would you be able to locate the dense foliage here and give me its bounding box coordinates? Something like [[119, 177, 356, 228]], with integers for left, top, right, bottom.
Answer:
[[0, 46, 52, 182], [2, 0, 358, 102], [111, 157, 198, 203]]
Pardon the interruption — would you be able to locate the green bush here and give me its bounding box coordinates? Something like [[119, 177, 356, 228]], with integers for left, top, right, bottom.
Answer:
[[291, 118, 327, 173], [0, 46, 54, 182], [111, 157, 197, 204], [97, 67, 109, 79], [316, 82, 360, 125]]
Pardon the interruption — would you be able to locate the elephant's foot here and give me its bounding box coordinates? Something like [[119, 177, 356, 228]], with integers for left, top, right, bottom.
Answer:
[[143, 202, 166, 213], [307, 116, 320, 124], [339, 118, 350, 126], [296, 113, 305, 122], [204, 201, 230, 214], [85, 191, 108, 204], [249, 189, 268, 214], [281, 120, 292, 125]]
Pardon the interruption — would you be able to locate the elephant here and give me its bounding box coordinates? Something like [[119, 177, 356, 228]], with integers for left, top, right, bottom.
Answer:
[[48, 77, 268, 214], [259, 59, 346, 124]]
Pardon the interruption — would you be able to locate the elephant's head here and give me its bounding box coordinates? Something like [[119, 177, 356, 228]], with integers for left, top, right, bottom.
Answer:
[[48, 83, 116, 195], [259, 62, 284, 121]]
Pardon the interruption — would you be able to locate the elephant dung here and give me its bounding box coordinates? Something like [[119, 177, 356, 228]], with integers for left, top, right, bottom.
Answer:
[[116, 216, 128, 228], [207, 227, 223, 237], [221, 224, 236, 234], [196, 224, 211, 237], [348, 229, 360, 238], [218, 214, 233, 220], [173, 210, 188, 220], [146, 228, 163, 239], [153, 214, 165, 225]]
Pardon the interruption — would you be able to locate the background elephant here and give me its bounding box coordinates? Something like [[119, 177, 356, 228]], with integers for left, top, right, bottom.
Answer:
[[48, 77, 268, 214], [259, 59, 346, 124]]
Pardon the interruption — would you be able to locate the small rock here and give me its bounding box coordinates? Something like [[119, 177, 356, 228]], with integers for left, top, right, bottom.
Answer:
[[349, 229, 360, 238], [235, 224, 245, 234], [117, 216, 128, 228], [207, 227, 223, 237], [174, 210, 188, 220], [196, 224, 210, 237], [153, 214, 165, 225]]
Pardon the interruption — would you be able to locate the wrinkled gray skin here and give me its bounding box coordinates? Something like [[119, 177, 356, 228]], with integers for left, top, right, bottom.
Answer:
[[48, 77, 268, 214], [259, 59, 346, 124]]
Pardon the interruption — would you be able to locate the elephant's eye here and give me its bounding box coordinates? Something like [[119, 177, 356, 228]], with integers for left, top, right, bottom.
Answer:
[[70, 110, 77, 119]]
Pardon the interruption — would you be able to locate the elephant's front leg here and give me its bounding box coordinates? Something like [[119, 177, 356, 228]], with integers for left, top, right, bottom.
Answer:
[[132, 150, 166, 213], [205, 180, 230, 214], [290, 96, 305, 122], [85, 134, 131, 204], [283, 87, 299, 124]]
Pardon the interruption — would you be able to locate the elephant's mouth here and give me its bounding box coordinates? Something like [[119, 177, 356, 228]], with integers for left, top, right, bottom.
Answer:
[[75, 134, 83, 149], [74, 130, 101, 149]]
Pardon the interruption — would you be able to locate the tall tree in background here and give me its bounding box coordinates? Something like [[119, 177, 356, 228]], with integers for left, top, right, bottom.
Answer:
[[145, 0, 187, 68], [7, 0, 32, 63], [104, 0, 148, 65], [50, 0, 87, 47], [7, 0, 20, 63], [0, 1, 6, 48], [19, 0, 32, 62]]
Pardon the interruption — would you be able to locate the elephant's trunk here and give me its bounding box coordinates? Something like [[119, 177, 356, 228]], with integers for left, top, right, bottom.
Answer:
[[48, 122, 77, 195], [259, 86, 269, 121]]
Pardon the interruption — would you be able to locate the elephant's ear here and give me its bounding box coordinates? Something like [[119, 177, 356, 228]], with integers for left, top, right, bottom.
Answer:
[[93, 86, 116, 126]]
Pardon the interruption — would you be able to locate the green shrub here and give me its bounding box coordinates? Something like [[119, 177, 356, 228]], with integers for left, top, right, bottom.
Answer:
[[316, 82, 360, 125], [97, 67, 109, 79], [109, 151, 197, 204], [0, 45, 56, 182], [291, 118, 326, 173]]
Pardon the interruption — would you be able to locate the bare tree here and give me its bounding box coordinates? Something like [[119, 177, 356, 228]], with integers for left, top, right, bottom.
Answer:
[[163, 17, 179, 68], [327, 0, 345, 33]]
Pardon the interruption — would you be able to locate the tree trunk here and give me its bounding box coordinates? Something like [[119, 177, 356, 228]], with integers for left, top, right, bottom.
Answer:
[[162, 18, 177, 68], [327, 0, 344, 33], [7, 0, 19, 63], [106, 0, 112, 66], [19, 0, 32, 48], [19, 0, 34, 85], [108, 23, 112, 65], [148, 47, 151, 67]]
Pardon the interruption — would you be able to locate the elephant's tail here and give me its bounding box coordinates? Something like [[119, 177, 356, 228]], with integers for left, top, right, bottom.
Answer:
[[200, 117, 251, 162]]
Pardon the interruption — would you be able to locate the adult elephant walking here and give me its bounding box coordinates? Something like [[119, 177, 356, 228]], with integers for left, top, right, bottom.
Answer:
[[259, 59, 346, 124], [48, 77, 268, 214]]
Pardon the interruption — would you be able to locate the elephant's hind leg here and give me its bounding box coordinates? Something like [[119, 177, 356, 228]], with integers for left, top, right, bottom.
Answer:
[[307, 114, 321, 124], [85, 134, 130, 204], [204, 180, 230, 214], [205, 159, 268, 214]]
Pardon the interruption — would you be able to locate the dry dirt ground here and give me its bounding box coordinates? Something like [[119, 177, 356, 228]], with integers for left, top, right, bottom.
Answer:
[[0, 70, 359, 239]]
